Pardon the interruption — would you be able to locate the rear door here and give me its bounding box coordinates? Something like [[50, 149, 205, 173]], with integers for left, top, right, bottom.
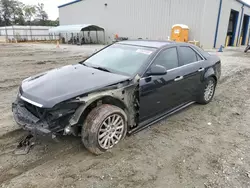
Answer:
[[177, 46, 205, 102]]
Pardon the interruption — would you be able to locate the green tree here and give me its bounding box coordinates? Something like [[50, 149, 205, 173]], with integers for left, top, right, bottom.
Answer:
[[11, 0, 25, 25], [36, 3, 48, 25], [24, 5, 36, 24], [55, 17, 59, 25], [0, 0, 54, 26], [0, 6, 3, 26], [0, 0, 25, 25], [44, 19, 59, 27], [0, 0, 13, 26]]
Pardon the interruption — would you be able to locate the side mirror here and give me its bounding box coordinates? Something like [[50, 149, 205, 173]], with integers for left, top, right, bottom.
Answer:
[[147, 65, 167, 76]]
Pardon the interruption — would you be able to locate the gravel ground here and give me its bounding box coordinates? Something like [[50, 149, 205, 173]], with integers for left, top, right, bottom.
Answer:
[[0, 43, 250, 188]]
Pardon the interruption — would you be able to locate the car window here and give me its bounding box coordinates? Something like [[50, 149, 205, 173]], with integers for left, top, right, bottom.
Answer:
[[179, 46, 198, 65], [84, 44, 156, 76], [192, 45, 210, 58], [153, 47, 179, 70]]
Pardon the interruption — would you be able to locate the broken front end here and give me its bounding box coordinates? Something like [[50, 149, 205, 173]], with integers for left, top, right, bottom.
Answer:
[[12, 95, 81, 138], [12, 83, 138, 139]]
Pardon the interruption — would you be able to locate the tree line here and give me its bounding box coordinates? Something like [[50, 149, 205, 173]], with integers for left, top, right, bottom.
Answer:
[[0, 0, 59, 27]]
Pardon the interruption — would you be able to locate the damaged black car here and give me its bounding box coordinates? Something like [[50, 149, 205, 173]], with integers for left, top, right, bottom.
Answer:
[[12, 40, 221, 155]]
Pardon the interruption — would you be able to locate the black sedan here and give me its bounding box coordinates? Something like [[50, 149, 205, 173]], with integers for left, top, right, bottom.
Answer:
[[12, 40, 221, 154]]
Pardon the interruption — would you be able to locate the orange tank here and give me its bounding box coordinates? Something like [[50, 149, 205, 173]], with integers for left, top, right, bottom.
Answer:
[[171, 24, 189, 42]]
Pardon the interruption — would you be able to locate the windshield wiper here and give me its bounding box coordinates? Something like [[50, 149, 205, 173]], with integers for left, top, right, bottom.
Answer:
[[91, 66, 111, 73], [81, 62, 88, 66]]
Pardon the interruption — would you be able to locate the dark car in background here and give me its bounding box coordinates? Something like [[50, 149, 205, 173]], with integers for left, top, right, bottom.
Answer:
[[12, 40, 221, 155]]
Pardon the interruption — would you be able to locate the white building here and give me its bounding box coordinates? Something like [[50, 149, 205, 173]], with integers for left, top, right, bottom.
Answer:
[[58, 0, 250, 48]]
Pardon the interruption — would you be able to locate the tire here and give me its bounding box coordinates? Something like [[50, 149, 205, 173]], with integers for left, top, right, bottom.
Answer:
[[244, 45, 250, 53], [197, 77, 216, 104], [81, 104, 127, 155]]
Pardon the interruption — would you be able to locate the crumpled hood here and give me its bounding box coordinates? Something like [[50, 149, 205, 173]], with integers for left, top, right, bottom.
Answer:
[[20, 64, 130, 108]]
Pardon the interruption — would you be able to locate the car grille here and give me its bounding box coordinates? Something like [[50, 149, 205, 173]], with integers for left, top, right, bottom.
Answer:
[[23, 100, 46, 119]]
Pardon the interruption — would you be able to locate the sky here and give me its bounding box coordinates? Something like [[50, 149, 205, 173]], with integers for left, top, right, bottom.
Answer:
[[19, 0, 250, 20], [19, 0, 71, 20]]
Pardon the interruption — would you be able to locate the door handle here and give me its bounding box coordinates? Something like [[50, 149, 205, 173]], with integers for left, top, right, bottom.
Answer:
[[174, 76, 183, 81], [198, 68, 205, 72]]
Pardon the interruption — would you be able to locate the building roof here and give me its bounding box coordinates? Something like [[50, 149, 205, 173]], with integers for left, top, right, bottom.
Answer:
[[118, 40, 173, 48], [236, 0, 250, 8], [49, 24, 104, 34], [58, 0, 82, 8]]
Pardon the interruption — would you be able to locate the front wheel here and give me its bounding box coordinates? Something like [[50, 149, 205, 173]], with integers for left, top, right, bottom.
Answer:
[[82, 104, 127, 155], [197, 77, 216, 104]]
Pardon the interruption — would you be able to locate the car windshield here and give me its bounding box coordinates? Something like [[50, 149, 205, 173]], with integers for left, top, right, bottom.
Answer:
[[83, 43, 156, 76]]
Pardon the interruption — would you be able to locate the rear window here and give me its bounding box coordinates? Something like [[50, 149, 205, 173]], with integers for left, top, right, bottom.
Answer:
[[179, 46, 198, 65]]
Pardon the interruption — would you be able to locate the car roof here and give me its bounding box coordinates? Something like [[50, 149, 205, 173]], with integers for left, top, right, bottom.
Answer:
[[117, 40, 175, 48]]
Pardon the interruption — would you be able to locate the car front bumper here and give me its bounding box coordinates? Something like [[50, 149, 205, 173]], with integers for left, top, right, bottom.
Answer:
[[12, 99, 53, 137]]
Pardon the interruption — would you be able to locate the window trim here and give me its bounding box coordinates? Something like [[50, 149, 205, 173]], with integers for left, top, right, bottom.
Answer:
[[196, 53, 202, 61], [190, 46, 206, 60], [141, 45, 206, 78], [141, 59, 205, 80], [166, 60, 204, 73], [162, 47, 205, 73]]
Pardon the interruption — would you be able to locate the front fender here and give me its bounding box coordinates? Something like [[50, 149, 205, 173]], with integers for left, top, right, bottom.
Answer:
[[69, 93, 122, 126], [69, 84, 137, 127]]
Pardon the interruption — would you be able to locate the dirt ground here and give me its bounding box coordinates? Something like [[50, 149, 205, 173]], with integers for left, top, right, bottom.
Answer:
[[0, 43, 250, 188]]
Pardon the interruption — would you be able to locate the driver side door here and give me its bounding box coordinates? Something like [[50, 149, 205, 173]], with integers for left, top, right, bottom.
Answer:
[[139, 47, 185, 122]]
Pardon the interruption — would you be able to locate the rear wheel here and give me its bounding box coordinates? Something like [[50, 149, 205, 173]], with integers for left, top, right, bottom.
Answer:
[[197, 77, 216, 104], [81, 104, 127, 155]]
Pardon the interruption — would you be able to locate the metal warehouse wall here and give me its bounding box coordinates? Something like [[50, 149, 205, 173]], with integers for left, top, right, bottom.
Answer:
[[60, 0, 217, 47], [216, 0, 250, 48], [199, 0, 220, 48], [59, 0, 249, 48]]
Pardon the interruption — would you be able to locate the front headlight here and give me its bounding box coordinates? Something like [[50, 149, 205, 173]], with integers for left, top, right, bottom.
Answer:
[[52, 101, 81, 111], [46, 101, 82, 121]]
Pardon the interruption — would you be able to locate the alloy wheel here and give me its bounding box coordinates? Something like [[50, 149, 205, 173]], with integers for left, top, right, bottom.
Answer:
[[204, 80, 215, 102], [98, 114, 125, 150]]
